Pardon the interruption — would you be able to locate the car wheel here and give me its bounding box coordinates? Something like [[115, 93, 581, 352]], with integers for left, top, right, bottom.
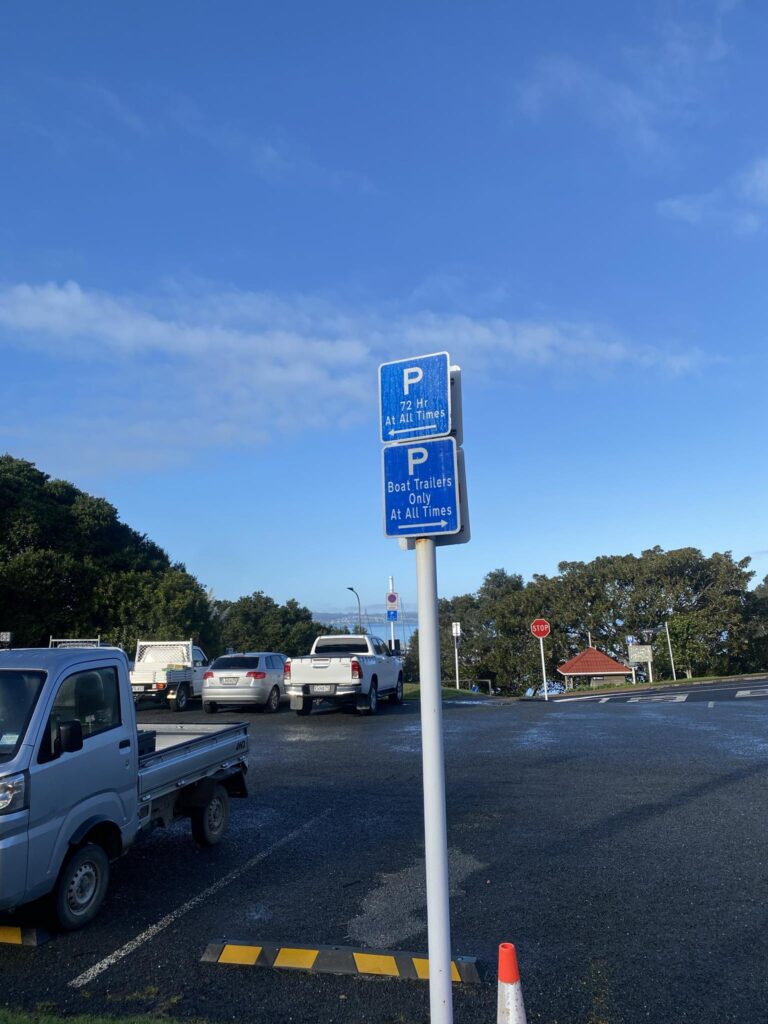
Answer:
[[191, 784, 230, 846], [172, 683, 189, 712], [54, 843, 110, 930], [360, 681, 378, 716], [203, 701, 217, 714], [266, 686, 280, 713], [389, 676, 404, 705], [296, 697, 313, 716]]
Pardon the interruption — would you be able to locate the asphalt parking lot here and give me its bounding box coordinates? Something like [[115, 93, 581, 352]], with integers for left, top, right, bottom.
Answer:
[[3, 690, 768, 1023]]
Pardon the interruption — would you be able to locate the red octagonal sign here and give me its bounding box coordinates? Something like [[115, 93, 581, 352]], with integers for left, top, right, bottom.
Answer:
[[531, 618, 551, 639]]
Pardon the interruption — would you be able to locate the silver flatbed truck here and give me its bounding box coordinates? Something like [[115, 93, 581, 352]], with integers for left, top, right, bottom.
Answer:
[[0, 647, 249, 929]]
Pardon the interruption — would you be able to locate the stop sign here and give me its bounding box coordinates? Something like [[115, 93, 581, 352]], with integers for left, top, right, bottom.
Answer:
[[531, 618, 551, 639]]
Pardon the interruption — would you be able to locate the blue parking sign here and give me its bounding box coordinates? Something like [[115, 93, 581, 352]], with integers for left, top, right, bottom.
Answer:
[[379, 352, 451, 444], [383, 438, 460, 538]]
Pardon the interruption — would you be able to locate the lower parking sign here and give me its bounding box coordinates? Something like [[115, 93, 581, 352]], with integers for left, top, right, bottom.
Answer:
[[383, 438, 460, 538]]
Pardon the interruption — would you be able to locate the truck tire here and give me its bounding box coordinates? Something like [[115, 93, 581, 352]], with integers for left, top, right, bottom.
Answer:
[[296, 697, 313, 716], [266, 686, 280, 713], [203, 700, 218, 714], [389, 675, 404, 705], [359, 681, 378, 716], [172, 683, 190, 712], [191, 784, 230, 846], [54, 843, 110, 930]]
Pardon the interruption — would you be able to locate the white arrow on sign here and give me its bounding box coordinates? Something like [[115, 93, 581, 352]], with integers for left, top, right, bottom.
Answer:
[[388, 424, 439, 437], [398, 520, 449, 530]]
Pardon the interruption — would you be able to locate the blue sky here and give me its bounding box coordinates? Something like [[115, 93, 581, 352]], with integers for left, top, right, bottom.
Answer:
[[2, 0, 767, 621]]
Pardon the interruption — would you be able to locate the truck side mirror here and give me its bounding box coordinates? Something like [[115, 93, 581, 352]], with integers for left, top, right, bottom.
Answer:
[[59, 720, 84, 754]]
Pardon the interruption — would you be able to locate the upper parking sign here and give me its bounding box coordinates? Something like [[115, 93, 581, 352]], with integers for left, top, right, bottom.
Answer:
[[379, 352, 451, 444]]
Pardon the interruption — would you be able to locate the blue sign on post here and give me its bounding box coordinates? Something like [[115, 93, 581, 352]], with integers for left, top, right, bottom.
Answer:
[[383, 438, 460, 538], [387, 610, 398, 622], [379, 352, 451, 444]]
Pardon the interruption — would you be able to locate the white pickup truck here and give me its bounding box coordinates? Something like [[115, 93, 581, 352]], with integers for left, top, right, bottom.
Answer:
[[284, 635, 403, 716], [129, 639, 208, 712]]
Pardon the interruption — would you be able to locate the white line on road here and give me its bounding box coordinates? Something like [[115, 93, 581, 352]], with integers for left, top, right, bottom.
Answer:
[[599, 698, 610, 703], [627, 695, 688, 703], [736, 689, 768, 698], [68, 811, 330, 989], [708, 701, 715, 708]]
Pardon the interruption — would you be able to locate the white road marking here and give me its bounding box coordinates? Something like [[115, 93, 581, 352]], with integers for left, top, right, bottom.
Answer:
[[627, 694, 688, 703], [599, 697, 610, 703], [708, 701, 715, 708], [735, 689, 768, 698], [68, 811, 330, 989]]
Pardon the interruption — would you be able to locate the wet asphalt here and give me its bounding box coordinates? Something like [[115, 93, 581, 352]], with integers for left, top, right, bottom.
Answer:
[[2, 689, 768, 1023]]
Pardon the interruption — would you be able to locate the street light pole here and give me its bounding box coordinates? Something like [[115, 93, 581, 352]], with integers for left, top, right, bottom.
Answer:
[[347, 587, 362, 632]]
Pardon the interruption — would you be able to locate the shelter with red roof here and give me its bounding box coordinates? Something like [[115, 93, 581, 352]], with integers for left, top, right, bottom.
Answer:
[[558, 647, 632, 690]]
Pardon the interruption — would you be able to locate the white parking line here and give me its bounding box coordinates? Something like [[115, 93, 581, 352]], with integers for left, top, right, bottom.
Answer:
[[68, 811, 330, 989], [735, 689, 768, 698], [627, 694, 688, 703]]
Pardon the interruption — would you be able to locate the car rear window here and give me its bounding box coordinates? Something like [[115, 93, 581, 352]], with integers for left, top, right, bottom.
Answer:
[[313, 640, 369, 655], [211, 656, 260, 670]]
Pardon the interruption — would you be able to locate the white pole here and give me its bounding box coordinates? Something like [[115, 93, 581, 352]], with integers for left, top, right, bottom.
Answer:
[[454, 634, 460, 690], [539, 636, 548, 701], [389, 575, 395, 650], [665, 621, 677, 681], [415, 537, 453, 1024], [648, 659, 654, 684]]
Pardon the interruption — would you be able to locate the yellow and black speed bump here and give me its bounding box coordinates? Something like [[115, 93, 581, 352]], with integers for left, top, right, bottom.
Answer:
[[0, 926, 50, 946], [202, 941, 480, 983]]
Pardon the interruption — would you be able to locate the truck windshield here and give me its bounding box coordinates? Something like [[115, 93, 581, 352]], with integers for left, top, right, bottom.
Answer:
[[0, 671, 46, 762], [313, 640, 370, 656]]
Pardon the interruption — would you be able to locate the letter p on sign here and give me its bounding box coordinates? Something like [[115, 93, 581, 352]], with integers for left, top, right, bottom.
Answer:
[[407, 447, 428, 475], [403, 366, 423, 395]]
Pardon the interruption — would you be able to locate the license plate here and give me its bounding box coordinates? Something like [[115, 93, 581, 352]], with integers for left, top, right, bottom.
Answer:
[[131, 686, 146, 693], [220, 676, 239, 686], [312, 684, 333, 694]]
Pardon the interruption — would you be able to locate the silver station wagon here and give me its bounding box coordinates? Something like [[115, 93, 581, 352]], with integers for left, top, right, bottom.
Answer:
[[203, 652, 287, 713]]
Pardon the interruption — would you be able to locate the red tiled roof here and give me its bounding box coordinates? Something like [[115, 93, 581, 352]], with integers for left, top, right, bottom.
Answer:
[[558, 648, 631, 676]]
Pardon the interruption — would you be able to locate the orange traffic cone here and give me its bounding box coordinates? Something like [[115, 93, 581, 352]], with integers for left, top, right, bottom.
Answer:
[[497, 943, 527, 1024]]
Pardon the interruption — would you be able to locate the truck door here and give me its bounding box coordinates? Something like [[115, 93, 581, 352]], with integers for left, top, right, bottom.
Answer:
[[372, 638, 396, 692], [26, 664, 137, 892], [192, 647, 208, 697]]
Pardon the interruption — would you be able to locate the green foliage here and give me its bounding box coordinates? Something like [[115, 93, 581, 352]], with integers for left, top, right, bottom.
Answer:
[[407, 547, 764, 694], [214, 592, 331, 657]]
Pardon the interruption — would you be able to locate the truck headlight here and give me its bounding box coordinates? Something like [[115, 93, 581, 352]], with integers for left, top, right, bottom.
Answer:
[[0, 773, 27, 814]]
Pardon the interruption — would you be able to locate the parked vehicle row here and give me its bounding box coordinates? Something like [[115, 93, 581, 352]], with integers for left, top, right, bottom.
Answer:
[[126, 634, 406, 719]]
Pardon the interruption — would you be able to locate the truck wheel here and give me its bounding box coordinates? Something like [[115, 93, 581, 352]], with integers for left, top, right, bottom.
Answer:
[[191, 784, 230, 846], [172, 683, 190, 712], [296, 697, 313, 716], [54, 843, 110, 930], [360, 681, 378, 716], [389, 676, 404, 705], [203, 700, 218, 714], [266, 686, 280, 713]]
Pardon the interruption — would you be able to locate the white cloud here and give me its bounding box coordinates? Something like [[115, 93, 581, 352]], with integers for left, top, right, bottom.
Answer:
[[659, 153, 768, 234], [517, 1, 739, 156], [0, 281, 707, 472]]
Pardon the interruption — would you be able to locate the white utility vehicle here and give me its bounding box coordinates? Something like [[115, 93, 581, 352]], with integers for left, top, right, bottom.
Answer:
[[284, 635, 403, 716], [0, 646, 248, 929], [129, 639, 208, 712]]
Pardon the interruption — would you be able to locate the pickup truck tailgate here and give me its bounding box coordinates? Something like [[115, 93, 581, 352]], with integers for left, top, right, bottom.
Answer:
[[138, 722, 249, 802]]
